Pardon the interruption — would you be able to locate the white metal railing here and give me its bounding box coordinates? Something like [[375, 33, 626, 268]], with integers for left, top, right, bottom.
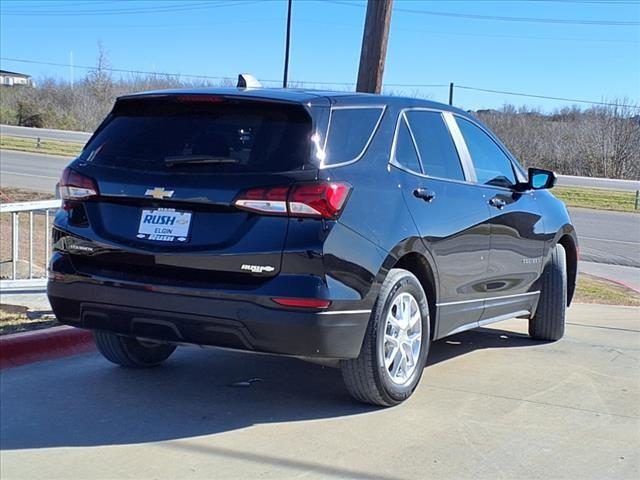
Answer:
[[0, 199, 61, 292]]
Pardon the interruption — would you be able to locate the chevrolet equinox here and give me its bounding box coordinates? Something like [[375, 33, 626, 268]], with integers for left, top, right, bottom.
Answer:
[[48, 87, 578, 406]]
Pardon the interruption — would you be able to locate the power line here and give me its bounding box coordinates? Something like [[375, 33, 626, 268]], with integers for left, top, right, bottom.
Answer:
[[4, 1, 122, 7], [1, 56, 637, 108], [293, 18, 639, 44], [454, 85, 639, 108], [0, 1, 257, 16], [0, 17, 282, 31], [0, 57, 235, 82], [0, 56, 356, 86], [1, 0, 120, 7], [329, 0, 640, 26]]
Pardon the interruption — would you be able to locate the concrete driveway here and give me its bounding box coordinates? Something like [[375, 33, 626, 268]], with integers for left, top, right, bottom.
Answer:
[[1, 303, 638, 480]]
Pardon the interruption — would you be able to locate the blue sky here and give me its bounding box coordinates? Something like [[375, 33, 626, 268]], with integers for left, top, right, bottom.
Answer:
[[1, 0, 639, 111]]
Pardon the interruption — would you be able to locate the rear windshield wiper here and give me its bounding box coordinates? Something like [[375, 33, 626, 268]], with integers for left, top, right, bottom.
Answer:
[[164, 155, 240, 166]]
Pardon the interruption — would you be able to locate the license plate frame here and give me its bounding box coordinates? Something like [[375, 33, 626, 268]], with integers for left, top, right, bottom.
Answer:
[[137, 208, 192, 243]]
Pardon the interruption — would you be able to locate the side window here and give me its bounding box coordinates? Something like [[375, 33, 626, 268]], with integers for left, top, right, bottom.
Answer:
[[456, 117, 516, 188], [405, 111, 465, 181], [323, 107, 383, 166], [393, 115, 422, 173]]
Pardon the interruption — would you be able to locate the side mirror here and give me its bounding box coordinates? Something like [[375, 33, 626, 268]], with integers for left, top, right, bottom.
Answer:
[[527, 167, 557, 190]]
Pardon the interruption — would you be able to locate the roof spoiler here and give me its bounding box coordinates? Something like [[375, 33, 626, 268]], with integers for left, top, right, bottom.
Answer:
[[237, 73, 262, 89]]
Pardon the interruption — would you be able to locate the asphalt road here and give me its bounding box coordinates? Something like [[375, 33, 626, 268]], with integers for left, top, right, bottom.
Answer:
[[557, 174, 640, 192], [570, 207, 640, 268], [0, 124, 91, 144], [0, 149, 69, 194], [1, 304, 638, 480]]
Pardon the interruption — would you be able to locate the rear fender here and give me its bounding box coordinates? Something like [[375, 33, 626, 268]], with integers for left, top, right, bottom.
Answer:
[[377, 238, 440, 336]]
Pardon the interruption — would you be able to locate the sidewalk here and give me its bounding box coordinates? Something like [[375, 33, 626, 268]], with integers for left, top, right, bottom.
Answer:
[[0, 293, 51, 312]]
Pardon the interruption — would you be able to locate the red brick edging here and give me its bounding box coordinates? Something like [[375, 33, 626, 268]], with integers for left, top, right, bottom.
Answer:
[[0, 326, 95, 370]]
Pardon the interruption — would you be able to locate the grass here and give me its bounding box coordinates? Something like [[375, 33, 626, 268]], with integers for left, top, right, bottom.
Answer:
[[0, 186, 55, 203], [553, 186, 638, 213], [0, 135, 83, 158], [0, 304, 58, 335], [574, 274, 640, 306]]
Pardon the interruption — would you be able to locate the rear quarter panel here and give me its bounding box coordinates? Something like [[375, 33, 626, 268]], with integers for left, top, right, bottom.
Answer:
[[318, 105, 434, 306]]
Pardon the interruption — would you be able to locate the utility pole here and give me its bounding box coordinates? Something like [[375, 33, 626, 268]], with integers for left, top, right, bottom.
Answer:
[[448, 82, 454, 105], [356, 0, 393, 94], [282, 0, 292, 88]]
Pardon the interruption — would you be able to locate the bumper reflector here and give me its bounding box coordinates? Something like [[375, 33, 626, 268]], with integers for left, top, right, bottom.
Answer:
[[272, 298, 331, 309]]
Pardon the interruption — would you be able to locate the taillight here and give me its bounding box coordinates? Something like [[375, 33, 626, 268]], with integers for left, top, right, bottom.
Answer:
[[59, 167, 99, 200], [289, 182, 350, 219], [234, 186, 289, 215], [175, 95, 225, 104], [234, 182, 351, 220]]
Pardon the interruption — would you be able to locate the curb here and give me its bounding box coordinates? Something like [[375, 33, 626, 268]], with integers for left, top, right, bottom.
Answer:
[[581, 272, 640, 294], [0, 326, 95, 370], [605, 278, 640, 294]]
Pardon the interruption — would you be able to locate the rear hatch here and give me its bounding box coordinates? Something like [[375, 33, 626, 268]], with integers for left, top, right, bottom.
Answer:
[[63, 94, 321, 286]]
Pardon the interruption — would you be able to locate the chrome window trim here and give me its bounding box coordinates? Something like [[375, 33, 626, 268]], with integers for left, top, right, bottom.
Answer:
[[388, 107, 471, 183], [319, 105, 387, 169], [389, 162, 480, 187]]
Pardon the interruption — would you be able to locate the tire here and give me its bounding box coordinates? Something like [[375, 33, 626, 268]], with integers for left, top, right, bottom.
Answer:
[[94, 330, 176, 368], [529, 243, 567, 341], [340, 268, 431, 407]]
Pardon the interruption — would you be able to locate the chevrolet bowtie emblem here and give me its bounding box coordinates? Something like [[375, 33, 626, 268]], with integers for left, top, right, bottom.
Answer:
[[145, 187, 174, 199]]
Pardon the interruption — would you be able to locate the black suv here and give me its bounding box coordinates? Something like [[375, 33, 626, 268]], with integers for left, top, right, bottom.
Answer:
[[48, 87, 578, 406]]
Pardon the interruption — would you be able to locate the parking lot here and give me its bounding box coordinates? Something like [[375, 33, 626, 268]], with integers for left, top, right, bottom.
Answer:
[[1, 303, 638, 480]]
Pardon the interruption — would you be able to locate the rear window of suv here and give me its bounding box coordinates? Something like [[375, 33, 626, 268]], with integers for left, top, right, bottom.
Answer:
[[79, 96, 313, 174]]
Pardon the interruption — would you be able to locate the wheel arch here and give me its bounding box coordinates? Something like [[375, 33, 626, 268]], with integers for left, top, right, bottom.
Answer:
[[556, 230, 578, 306], [378, 240, 439, 339]]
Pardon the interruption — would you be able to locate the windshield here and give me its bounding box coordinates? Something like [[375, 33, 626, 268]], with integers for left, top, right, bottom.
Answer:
[[79, 97, 313, 174]]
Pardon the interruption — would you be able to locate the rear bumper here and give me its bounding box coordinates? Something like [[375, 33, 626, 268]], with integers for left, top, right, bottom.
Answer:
[[47, 270, 371, 360]]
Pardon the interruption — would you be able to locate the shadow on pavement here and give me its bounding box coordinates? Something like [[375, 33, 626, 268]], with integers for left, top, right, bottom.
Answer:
[[1, 325, 537, 450], [428, 325, 537, 367]]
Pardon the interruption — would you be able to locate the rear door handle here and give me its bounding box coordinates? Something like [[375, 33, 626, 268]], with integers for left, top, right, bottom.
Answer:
[[413, 188, 436, 202], [489, 196, 506, 209]]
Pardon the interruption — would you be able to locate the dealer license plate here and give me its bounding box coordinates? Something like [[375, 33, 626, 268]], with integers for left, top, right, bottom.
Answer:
[[137, 208, 192, 242]]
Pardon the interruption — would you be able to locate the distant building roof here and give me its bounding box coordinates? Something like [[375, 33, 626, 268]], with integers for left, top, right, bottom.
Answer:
[[0, 70, 32, 78]]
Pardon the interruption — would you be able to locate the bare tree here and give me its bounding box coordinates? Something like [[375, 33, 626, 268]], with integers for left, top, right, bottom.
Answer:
[[476, 100, 639, 180]]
